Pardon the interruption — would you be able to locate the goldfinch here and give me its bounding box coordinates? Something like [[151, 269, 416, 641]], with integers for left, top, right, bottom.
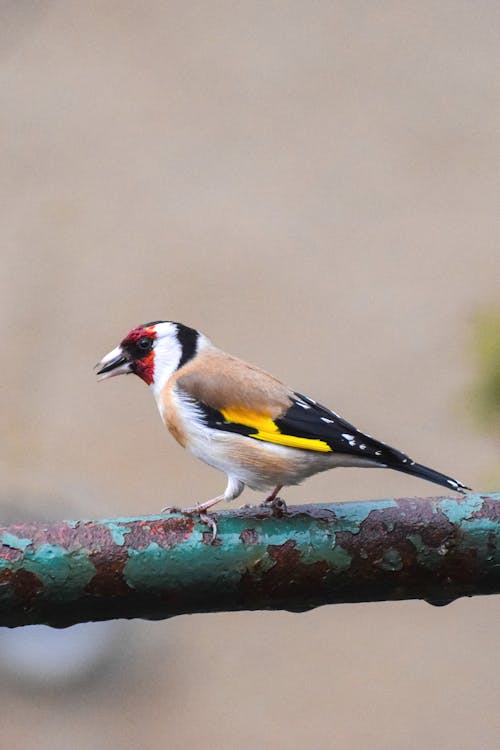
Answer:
[[96, 321, 469, 518]]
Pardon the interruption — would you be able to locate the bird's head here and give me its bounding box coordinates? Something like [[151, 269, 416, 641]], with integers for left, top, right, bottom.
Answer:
[[96, 321, 203, 391]]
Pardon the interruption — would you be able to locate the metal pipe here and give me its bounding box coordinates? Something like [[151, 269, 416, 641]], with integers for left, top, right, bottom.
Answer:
[[0, 493, 498, 628]]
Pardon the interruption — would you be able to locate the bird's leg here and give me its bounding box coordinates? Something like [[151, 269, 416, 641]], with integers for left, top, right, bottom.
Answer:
[[161, 477, 244, 544], [161, 494, 225, 544], [181, 495, 226, 514], [263, 485, 282, 503], [161, 493, 225, 514], [261, 485, 287, 515]]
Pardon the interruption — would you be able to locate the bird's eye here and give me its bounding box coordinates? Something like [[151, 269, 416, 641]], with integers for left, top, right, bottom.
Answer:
[[137, 336, 153, 352]]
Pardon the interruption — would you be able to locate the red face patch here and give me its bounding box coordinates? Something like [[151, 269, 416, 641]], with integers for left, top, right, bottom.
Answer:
[[134, 353, 154, 385], [120, 326, 157, 385], [121, 325, 157, 346]]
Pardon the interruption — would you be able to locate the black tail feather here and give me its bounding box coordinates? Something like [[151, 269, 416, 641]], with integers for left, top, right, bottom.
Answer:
[[392, 461, 470, 494]]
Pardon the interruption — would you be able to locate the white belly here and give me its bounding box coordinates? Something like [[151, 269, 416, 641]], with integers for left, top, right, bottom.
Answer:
[[184, 418, 377, 491]]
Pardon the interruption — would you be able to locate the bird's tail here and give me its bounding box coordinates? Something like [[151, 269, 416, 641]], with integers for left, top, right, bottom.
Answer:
[[393, 460, 470, 494]]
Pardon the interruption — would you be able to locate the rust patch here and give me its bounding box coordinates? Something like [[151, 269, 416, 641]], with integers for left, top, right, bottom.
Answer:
[[333, 500, 479, 599], [124, 517, 195, 550], [437, 547, 478, 586], [0, 517, 195, 557], [202, 531, 222, 546], [470, 496, 500, 524], [393, 498, 455, 547], [13, 569, 43, 602], [335, 505, 424, 581], [240, 528, 259, 545], [240, 539, 329, 608], [0, 568, 43, 604], [70, 522, 116, 550], [86, 549, 130, 597], [0, 521, 117, 553], [0, 546, 24, 563]]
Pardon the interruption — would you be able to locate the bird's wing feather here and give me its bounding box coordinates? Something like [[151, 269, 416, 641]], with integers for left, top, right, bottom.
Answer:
[[176, 353, 410, 462], [275, 392, 412, 464]]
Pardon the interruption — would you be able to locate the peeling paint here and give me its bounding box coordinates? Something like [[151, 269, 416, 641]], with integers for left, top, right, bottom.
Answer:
[[0, 494, 498, 627], [239, 528, 259, 545], [23, 543, 96, 600], [103, 522, 131, 547], [437, 495, 484, 524], [1, 533, 33, 551]]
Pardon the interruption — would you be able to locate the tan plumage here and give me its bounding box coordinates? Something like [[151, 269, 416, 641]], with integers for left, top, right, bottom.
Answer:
[[159, 348, 293, 453], [173, 347, 292, 416]]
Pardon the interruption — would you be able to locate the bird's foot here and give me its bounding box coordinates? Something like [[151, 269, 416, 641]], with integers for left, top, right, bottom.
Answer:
[[161, 503, 219, 544], [260, 496, 288, 517], [199, 511, 219, 545], [161, 504, 183, 513]]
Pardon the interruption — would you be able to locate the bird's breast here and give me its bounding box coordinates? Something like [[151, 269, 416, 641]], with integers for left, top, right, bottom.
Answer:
[[155, 384, 189, 448], [164, 411, 188, 447]]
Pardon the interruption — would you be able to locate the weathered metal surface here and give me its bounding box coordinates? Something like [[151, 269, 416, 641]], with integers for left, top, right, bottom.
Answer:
[[0, 493, 499, 628]]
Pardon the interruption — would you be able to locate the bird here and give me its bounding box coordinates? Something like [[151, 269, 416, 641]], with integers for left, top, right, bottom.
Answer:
[[96, 320, 469, 534]]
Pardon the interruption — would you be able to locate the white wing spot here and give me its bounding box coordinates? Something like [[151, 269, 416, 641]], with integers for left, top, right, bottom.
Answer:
[[321, 417, 334, 423], [375, 450, 382, 456], [295, 400, 311, 409], [359, 444, 366, 450], [341, 432, 356, 446]]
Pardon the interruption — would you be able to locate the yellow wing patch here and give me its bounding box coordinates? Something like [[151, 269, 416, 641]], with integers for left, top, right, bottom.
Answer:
[[220, 407, 333, 453]]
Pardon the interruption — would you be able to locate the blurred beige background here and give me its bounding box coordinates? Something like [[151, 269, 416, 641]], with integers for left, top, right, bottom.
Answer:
[[1, 2, 499, 748]]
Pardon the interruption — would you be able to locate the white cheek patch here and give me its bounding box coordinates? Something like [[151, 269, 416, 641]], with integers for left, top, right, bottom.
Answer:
[[149, 332, 183, 400], [149, 326, 209, 401]]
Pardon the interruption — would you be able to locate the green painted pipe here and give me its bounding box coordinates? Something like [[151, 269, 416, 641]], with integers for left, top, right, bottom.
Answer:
[[0, 493, 498, 628]]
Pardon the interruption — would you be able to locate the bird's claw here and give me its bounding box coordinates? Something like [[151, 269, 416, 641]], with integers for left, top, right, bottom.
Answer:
[[161, 504, 182, 513], [199, 512, 218, 545], [260, 496, 288, 516]]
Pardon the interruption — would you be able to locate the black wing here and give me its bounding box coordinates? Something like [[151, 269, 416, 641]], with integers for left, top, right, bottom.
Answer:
[[277, 393, 469, 493], [277, 392, 409, 465]]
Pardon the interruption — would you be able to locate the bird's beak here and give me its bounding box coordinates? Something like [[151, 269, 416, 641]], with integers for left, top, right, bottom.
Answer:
[[95, 346, 132, 381]]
